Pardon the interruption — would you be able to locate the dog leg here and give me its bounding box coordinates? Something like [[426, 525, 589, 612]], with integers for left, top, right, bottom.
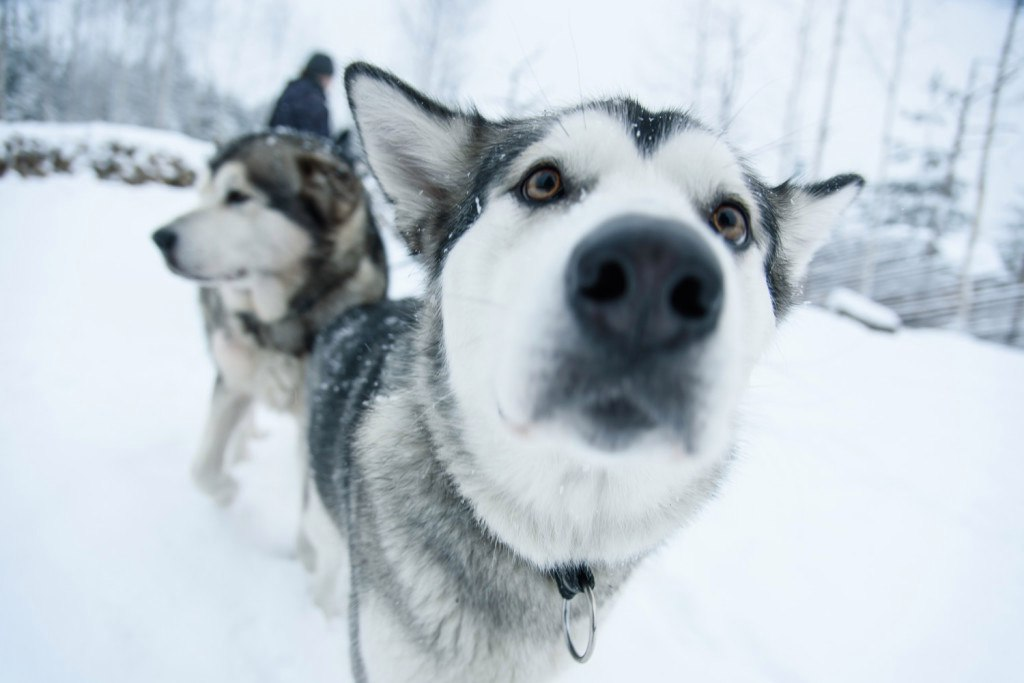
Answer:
[[293, 409, 315, 570], [227, 405, 266, 465], [302, 482, 349, 617], [191, 376, 252, 506]]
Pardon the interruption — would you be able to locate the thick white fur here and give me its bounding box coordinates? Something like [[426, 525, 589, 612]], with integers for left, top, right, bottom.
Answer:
[[350, 83, 858, 568], [177, 161, 312, 505], [345, 70, 861, 683], [440, 114, 777, 566], [170, 161, 313, 286], [302, 484, 350, 615]]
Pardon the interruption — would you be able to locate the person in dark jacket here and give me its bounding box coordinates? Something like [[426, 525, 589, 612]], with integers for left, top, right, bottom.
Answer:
[[268, 53, 334, 138]]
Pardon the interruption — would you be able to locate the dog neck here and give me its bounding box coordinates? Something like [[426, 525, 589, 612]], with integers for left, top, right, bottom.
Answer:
[[237, 208, 387, 357]]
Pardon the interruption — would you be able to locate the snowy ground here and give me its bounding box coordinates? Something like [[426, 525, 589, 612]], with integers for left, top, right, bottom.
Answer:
[[1, 176, 1022, 682]]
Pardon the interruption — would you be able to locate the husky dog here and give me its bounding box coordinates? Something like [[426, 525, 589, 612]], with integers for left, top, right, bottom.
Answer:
[[152, 131, 388, 506], [306, 62, 863, 682]]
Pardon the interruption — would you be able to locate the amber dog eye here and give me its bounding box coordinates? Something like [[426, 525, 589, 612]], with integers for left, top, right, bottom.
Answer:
[[711, 203, 749, 246], [521, 166, 564, 203]]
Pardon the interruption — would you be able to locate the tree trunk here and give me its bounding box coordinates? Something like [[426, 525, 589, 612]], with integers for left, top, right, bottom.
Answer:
[[778, 0, 814, 178], [942, 63, 977, 203], [1008, 252, 1024, 346], [860, 0, 911, 297], [0, 0, 8, 120], [956, 0, 1022, 328], [692, 0, 709, 110], [811, 0, 849, 178], [718, 17, 743, 132], [60, 0, 88, 119], [155, 0, 182, 129]]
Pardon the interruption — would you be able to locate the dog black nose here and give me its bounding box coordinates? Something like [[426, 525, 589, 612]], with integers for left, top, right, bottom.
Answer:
[[152, 227, 177, 253], [566, 215, 723, 353]]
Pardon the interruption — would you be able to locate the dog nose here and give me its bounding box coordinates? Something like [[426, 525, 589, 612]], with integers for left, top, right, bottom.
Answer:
[[152, 227, 177, 253], [566, 215, 723, 353]]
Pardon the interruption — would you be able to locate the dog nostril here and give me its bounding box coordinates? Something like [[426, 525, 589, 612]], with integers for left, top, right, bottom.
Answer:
[[152, 228, 177, 252], [580, 261, 628, 303], [670, 276, 710, 319]]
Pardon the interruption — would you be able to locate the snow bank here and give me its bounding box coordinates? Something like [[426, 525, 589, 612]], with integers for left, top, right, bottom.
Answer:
[[0, 121, 214, 187], [825, 287, 902, 332]]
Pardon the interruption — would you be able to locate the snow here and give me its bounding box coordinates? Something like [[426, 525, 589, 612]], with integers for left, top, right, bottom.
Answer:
[[825, 287, 902, 332], [2, 175, 1023, 682], [936, 231, 1010, 280], [0, 121, 215, 178]]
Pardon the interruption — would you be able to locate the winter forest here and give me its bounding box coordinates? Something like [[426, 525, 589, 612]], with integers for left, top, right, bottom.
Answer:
[[3, 0, 1024, 344], [2, 1, 1023, 682]]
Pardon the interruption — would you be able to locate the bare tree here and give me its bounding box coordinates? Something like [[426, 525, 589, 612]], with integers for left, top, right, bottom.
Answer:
[[861, 0, 911, 297], [1005, 197, 1024, 345], [60, 0, 90, 113], [778, 0, 814, 178], [940, 62, 978, 228], [400, 0, 485, 102], [0, 0, 9, 119], [717, 15, 745, 132], [692, 0, 709, 110], [155, 0, 181, 129], [811, 0, 849, 178], [956, 0, 1022, 327], [504, 47, 544, 115]]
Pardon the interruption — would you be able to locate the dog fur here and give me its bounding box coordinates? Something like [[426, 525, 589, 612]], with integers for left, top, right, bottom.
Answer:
[[305, 63, 863, 682], [152, 130, 388, 507]]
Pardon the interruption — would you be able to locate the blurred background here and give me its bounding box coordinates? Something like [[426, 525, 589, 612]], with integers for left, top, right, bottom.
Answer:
[[1, 2, 1023, 683], [2, 0, 1023, 344]]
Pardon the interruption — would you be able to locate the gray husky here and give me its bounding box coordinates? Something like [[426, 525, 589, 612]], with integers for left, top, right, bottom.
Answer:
[[306, 62, 863, 682], [152, 131, 388, 507]]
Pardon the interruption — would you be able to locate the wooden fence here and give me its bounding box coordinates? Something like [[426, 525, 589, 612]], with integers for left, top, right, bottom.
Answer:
[[803, 230, 1024, 348]]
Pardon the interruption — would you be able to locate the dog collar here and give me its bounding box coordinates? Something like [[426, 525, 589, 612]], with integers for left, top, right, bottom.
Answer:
[[550, 564, 597, 663]]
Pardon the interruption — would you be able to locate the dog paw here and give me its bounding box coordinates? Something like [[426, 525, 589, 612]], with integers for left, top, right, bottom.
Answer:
[[192, 468, 238, 507]]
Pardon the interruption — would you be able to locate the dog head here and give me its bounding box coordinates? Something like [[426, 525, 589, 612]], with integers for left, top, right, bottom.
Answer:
[[152, 132, 368, 286], [347, 63, 862, 566]]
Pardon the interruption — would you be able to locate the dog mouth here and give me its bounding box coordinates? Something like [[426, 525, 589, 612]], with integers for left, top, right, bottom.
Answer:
[[520, 347, 705, 454], [572, 392, 659, 451], [165, 257, 249, 283], [581, 393, 655, 433]]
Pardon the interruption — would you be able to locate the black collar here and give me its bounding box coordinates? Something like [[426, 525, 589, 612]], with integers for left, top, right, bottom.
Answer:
[[550, 563, 595, 600]]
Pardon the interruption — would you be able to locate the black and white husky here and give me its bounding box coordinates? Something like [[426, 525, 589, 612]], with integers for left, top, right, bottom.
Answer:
[[152, 131, 388, 507], [306, 63, 863, 682]]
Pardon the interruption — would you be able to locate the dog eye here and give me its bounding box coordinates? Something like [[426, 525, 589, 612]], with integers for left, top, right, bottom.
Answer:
[[521, 166, 564, 203], [225, 190, 251, 205], [710, 203, 749, 246]]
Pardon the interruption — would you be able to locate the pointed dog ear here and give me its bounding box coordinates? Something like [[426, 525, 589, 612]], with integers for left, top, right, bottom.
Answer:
[[295, 152, 358, 228], [774, 174, 864, 284], [345, 62, 476, 256]]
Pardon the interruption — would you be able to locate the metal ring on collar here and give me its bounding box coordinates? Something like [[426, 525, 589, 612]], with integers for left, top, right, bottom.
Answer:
[[562, 584, 596, 663]]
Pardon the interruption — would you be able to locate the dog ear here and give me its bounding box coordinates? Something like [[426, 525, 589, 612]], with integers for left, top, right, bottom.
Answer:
[[345, 62, 476, 255], [774, 173, 864, 283], [295, 152, 357, 228]]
